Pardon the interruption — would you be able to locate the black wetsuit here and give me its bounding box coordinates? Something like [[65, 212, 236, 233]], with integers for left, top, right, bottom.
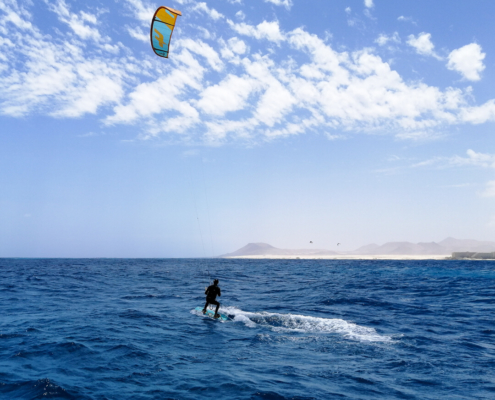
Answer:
[[203, 284, 221, 315]]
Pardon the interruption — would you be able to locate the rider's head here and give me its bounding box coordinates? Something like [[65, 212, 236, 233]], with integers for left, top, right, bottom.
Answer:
[[213, 279, 219, 285]]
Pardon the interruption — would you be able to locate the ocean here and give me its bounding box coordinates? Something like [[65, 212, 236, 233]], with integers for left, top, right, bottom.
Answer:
[[0, 258, 494, 399]]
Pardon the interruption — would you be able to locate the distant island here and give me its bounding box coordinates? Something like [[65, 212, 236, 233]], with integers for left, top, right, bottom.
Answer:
[[220, 238, 495, 260]]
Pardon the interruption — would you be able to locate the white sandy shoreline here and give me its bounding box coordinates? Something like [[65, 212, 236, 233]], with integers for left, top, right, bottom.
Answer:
[[223, 254, 450, 260]]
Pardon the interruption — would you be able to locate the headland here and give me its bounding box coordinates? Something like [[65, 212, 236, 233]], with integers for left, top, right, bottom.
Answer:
[[220, 239, 495, 260]]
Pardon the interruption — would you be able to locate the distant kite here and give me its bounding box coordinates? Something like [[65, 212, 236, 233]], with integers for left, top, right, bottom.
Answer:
[[150, 6, 182, 58], [310, 241, 313, 244]]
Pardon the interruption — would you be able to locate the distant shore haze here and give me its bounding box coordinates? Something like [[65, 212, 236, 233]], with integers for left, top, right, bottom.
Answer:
[[220, 238, 495, 259]]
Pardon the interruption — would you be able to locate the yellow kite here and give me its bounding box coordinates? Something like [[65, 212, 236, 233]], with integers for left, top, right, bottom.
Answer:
[[150, 6, 182, 58]]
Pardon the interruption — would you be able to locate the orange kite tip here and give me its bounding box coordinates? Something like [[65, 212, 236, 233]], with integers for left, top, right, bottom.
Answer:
[[163, 6, 182, 16]]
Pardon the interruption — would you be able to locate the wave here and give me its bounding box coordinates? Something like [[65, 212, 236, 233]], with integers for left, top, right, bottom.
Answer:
[[193, 306, 392, 342], [121, 294, 169, 300], [12, 341, 95, 360], [0, 378, 79, 399]]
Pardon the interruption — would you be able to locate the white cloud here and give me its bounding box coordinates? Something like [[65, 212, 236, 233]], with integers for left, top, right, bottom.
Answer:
[[178, 39, 224, 71], [124, 0, 156, 24], [0, 1, 131, 118], [395, 130, 441, 141], [190, 2, 224, 20], [287, 28, 464, 132], [481, 181, 495, 198], [264, 0, 293, 10], [0, 1, 32, 32], [398, 16, 414, 23], [375, 32, 400, 46], [219, 37, 248, 62], [235, 10, 245, 20], [204, 119, 253, 143], [228, 20, 285, 43], [46, 0, 121, 55], [194, 26, 214, 40], [364, 0, 374, 8], [460, 100, 495, 124], [244, 56, 296, 126], [104, 49, 205, 127], [345, 7, 351, 14], [447, 43, 485, 81], [407, 32, 441, 59], [53, 64, 125, 117], [3, 0, 495, 145], [450, 149, 495, 168], [46, 0, 101, 42], [109, 76, 200, 129], [264, 115, 325, 139], [196, 74, 258, 116], [174, 0, 224, 20], [228, 37, 247, 55], [413, 149, 495, 169], [127, 26, 148, 41]]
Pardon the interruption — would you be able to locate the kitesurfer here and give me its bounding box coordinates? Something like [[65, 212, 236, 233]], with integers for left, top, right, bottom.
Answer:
[[203, 279, 221, 318]]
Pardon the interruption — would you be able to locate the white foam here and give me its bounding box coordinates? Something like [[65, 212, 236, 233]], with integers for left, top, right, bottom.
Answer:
[[220, 306, 392, 342]]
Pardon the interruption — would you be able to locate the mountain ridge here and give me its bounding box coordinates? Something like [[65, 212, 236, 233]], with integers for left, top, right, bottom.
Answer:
[[220, 238, 495, 257], [220, 242, 339, 257]]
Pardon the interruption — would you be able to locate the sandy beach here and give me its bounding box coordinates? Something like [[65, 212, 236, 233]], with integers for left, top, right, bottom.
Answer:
[[223, 254, 450, 260]]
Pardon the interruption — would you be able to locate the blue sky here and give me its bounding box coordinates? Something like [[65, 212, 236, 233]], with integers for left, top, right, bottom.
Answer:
[[1, 0, 495, 257]]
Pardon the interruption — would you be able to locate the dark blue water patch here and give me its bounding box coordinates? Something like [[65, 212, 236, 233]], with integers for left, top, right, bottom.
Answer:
[[1, 259, 494, 399], [0, 378, 83, 399], [0, 332, 25, 340]]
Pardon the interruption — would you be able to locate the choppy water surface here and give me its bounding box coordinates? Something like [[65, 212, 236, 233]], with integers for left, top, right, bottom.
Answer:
[[1, 258, 494, 399]]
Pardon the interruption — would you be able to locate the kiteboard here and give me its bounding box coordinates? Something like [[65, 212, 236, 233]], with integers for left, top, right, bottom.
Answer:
[[195, 307, 228, 321]]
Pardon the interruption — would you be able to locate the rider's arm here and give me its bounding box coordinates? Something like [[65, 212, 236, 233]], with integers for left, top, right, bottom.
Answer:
[[205, 286, 209, 295], [218, 288, 221, 297]]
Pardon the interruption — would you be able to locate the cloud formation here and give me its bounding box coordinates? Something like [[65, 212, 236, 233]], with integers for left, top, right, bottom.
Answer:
[[228, 20, 285, 43], [1, 0, 495, 145], [375, 32, 400, 46], [447, 43, 486, 81], [47, 0, 101, 42], [124, 0, 156, 24], [482, 181, 495, 197], [264, 0, 293, 10], [414, 149, 495, 169], [0, 0, 129, 117], [407, 32, 441, 59], [364, 0, 374, 9]]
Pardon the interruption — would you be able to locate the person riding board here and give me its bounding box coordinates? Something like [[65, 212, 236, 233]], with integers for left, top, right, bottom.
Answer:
[[203, 279, 221, 318]]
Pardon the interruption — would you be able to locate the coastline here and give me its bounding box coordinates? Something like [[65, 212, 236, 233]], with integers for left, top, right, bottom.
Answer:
[[222, 254, 450, 260]]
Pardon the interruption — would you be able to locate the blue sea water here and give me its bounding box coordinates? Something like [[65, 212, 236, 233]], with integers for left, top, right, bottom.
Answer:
[[1, 259, 494, 400]]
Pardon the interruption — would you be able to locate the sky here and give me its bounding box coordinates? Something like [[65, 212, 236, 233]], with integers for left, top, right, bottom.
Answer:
[[1, 0, 495, 257]]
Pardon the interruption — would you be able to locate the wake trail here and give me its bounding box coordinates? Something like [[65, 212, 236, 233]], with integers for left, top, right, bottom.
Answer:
[[192, 306, 392, 342]]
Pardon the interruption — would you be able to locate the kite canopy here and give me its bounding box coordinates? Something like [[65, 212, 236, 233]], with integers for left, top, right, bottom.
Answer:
[[150, 6, 182, 58]]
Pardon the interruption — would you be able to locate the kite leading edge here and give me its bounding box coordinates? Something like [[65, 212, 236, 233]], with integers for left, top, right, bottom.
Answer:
[[150, 6, 182, 58]]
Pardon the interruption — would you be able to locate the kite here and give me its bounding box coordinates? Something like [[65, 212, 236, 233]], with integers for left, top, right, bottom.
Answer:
[[150, 6, 182, 58]]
